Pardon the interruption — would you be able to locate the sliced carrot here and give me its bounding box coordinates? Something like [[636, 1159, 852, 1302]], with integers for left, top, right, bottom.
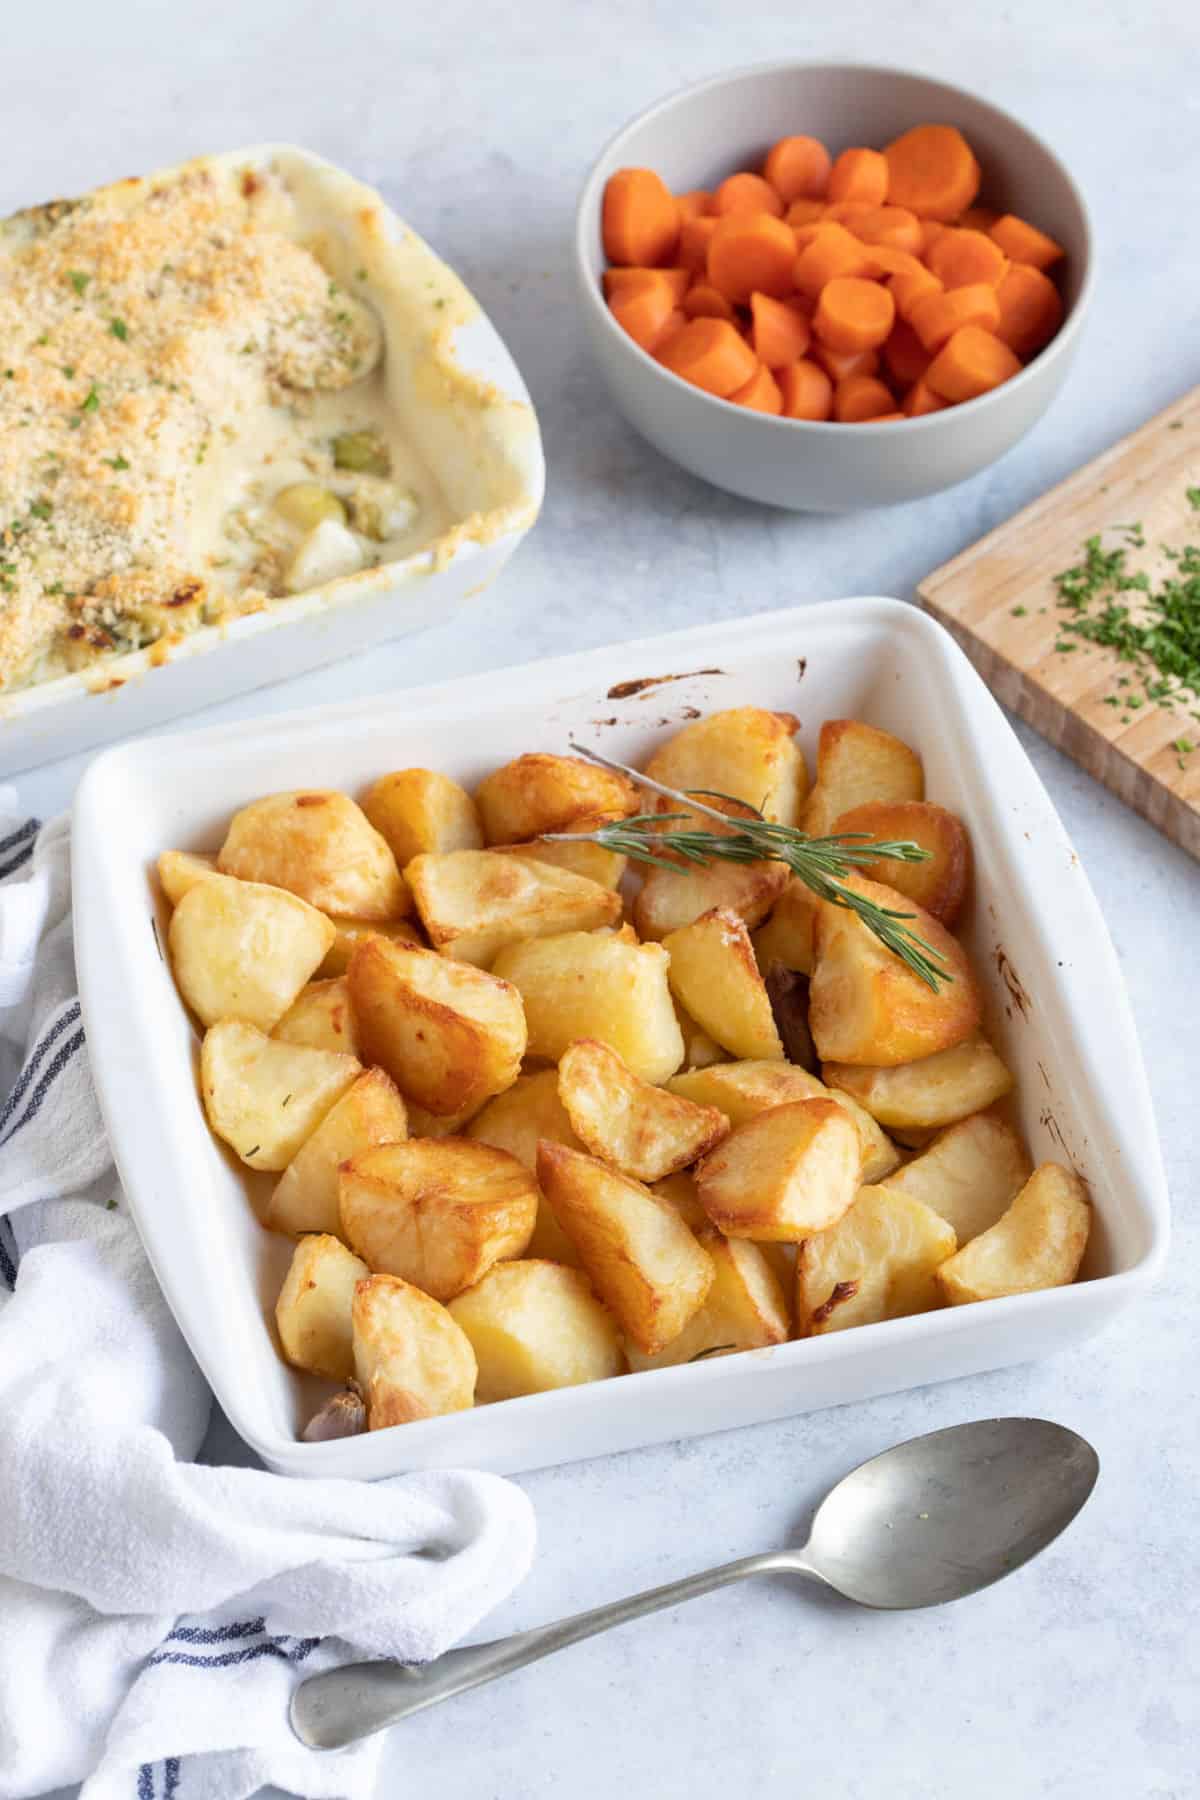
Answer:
[[909, 282, 1001, 352], [707, 212, 798, 303], [608, 271, 687, 352], [919, 219, 948, 257], [764, 135, 832, 203], [793, 222, 870, 299], [813, 276, 895, 353], [676, 190, 713, 221], [656, 317, 760, 396], [883, 125, 981, 221], [925, 228, 1008, 289], [957, 206, 999, 233], [905, 376, 949, 415], [926, 326, 1022, 401], [811, 342, 880, 382], [785, 197, 828, 227], [834, 374, 895, 422], [869, 245, 924, 279], [849, 206, 923, 255], [889, 263, 943, 322], [678, 215, 718, 273], [603, 168, 680, 266], [729, 364, 784, 414], [993, 263, 1064, 355], [882, 318, 931, 387], [749, 292, 811, 366], [828, 147, 889, 207], [988, 214, 1065, 272], [778, 359, 834, 420], [713, 172, 784, 218], [683, 282, 736, 322], [822, 202, 874, 230], [603, 266, 690, 304]]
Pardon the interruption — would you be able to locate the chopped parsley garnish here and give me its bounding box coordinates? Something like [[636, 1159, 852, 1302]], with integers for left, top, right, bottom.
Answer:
[[105, 454, 131, 471], [109, 318, 129, 341], [3, 369, 12, 379], [1187, 487, 1200, 512], [355, 266, 367, 281], [67, 270, 90, 295], [28, 499, 52, 520], [1174, 736, 1196, 755], [80, 386, 100, 413], [61, 365, 75, 379], [34, 332, 48, 346], [1011, 604, 1027, 617]]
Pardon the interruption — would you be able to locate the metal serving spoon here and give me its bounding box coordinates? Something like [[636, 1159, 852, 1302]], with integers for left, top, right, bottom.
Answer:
[[291, 1416, 1097, 1751]]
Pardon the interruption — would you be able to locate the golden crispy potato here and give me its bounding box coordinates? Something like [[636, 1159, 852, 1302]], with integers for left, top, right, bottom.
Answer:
[[668, 1060, 901, 1184], [695, 1098, 861, 1241], [882, 1112, 1031, 1243], [492, 930, 683, 1083], [157, 849, 219, 906], [339, 1139, 537, 1301], [353, 1274, 477, 1428], [809, 877, 981, 1065], [673, 999, 724, 1071], [406, 849, 620, 966], [448, 1260, 625, 1401], [626, 1227, 790, 1371], [633, 851, 788, 943], [348, 937, 526, 1116], [557, 1038, 728, 1182], [200, 1020, 361, 1171], [751, 878, 817, 976], [644, 707, 807, 826], [475, 753, 637, 845], [361, 768, 483, 867], [266, 1067, 408, 1237], [831, 801, 971, 928], [517, 812, 628, 890], [823, 1031, 1013, 1129], [275, 1234, 369, 1379], [537, 1142, 713, 1356], [169, 874, 335, 1031], [937, 1164, 1090, 1305], [217, 790, 407, 920], [272, 977, 359, 1057], [651, 1169, 711, 1233], [403, 1099, 485, 1138], [462, 1073, 584, 1266], [795, 1186, 957, 1335], [662, 908, 784, 1061], [803, 719, 924, 837], [318, 915, 424, 978]]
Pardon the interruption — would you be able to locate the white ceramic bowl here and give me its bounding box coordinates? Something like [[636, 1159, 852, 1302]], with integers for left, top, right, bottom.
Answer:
[[73, 600, 1166, 1479], [575, 65, 1094, 511], [0, 145, 544, 777]]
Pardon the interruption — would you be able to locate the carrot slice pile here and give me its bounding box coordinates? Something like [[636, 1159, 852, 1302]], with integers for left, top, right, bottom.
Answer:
[[598, 120, 1067, 419]]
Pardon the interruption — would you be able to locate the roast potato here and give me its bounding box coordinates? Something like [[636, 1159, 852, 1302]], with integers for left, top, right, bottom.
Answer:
[[353, 1273, 477, 1427], [266, 1067, 408, 1237], [361, 768, 483, 866], [406, 848, 620, 966], [625, 1227, 790, 1371], [200, 1020, 360, 1171], [475, 752, 636, 844], [937, 1163, 1090, 1305], [673, 999, 725, 1071], [882, 1111, 1031, 1243], [157, 849, 219, 906], [662, 908, 784, 1062], [492, 930, 683, 1083], [448, 1260, 624, 1401], [217, 790, 407, 921], [751, 878, 817, 976], [795, 1185, 957, 1335], [169, 874, 334, 1031], [651, 1169, 711, 1233], [695, 1097, 861, 1240], [318, 915, 424, 978], [668, 1060, 900, 1184], [633, 840, 788, 943], [831, 800, 971, 928], [823, 1031, 1013, 1129], [536, 1142, 713, 1356], [339, 1138, 538, 1301], [272, 977, 359, 1057], [803, 719, 924, 837], [274, 1233, 368, 1379], [557, 1037, 728, 1182], [465, 1070, 583, 1263], [348, 936, 526, 1116], [517, 811, 628, 890], [808, 877, 981, 1064], [643, 707, 807, 826]]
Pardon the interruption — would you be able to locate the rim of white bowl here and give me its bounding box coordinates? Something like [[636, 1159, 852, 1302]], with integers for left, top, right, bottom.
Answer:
[[574, 59, 1097, 432]]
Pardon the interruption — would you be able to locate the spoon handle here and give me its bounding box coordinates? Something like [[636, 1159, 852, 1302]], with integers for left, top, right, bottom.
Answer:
[[291, 1549, 801, 1749]]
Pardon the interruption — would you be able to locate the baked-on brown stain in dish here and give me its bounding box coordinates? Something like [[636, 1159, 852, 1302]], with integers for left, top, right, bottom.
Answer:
[[994, 947, 1031, 1018], [606, 668, 725, 700]]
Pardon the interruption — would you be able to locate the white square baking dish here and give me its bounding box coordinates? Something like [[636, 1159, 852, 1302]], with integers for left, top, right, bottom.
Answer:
[[0, 144, 543, 776], [72, 599, 1168, 1478]]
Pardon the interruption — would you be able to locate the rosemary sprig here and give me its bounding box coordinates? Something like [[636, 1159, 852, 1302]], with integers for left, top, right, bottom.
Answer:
[[547, 743, 953, 993]]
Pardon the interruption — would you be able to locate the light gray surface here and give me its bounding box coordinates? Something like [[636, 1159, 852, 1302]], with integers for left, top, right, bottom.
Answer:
[[10, 2, 1196, 1796]]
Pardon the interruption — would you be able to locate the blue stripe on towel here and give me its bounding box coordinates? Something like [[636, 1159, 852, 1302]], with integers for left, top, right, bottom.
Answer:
[[147, 1636, 320, 1671], [0, 1028, 85, 1148], [137, 1763, 154, 1800], [0, 1219, 17, 1290], [167, 1617, 266, 1645], [0, 840, 35, 882], [0, 817, 38, 859], [0, 1001, 82, 1137]]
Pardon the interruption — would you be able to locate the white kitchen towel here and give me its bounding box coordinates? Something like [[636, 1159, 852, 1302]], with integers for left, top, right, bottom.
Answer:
[[0, 796, 537, 1800]]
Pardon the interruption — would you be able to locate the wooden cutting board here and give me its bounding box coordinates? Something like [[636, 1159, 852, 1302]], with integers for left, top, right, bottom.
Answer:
[[918, 386, 1200, 859]]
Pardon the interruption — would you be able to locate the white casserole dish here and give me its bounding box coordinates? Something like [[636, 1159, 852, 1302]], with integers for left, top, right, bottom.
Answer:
[[0, 144, 543, 777], [72, 599, 1168, 1478]]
